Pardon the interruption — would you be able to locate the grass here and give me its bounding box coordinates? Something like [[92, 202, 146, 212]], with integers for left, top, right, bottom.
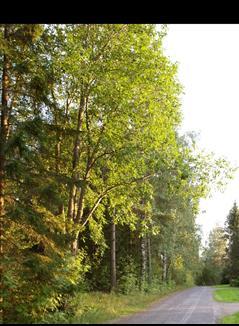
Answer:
[[213, 284, 239, 324], [213, 287, 239, 303], [221, 312, 239, 324], [212, 284, 230, 288], [213, 286, 239, 324], [63, 285, 190, 324]]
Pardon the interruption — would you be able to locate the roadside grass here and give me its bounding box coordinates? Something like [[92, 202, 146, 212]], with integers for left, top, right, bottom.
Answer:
[[69, 285, 188, 324], [70, 291, 162, 324], [40, 284, 190, 324], [221, 311, 239, 324], [213, 287, 239, 303], [212, 286, 239, 324], [212, 284, 230, 288]]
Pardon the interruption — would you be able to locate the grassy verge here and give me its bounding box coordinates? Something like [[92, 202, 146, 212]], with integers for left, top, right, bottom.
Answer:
[[213, 286, 239, 324], [221, 312, 239, 324], [213, 287, 239, 303], [212, 284, 230, 288], [71, 285, 189, 324], [40, 284, 191, 324]]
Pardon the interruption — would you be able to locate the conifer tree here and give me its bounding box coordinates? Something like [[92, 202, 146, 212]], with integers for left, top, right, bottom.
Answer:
[[225, 202, 239, 284]]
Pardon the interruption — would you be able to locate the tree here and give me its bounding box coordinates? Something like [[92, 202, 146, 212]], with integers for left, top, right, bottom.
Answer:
[[225, 202, 239, 284], [199, 226, 227, 285], [0, 24, 235, 323]]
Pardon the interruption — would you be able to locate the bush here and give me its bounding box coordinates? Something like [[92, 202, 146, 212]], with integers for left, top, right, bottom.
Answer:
[[185, 272, 195, 287], [117, 259, 138, 294], [230, 278, 239, 287], [140, 278, 177, 295], [1, 247, 89, 324]]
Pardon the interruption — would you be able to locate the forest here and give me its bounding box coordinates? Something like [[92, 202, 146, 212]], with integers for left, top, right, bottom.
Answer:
[[199, 202, 239, 287], [0, 24, 237, 324]]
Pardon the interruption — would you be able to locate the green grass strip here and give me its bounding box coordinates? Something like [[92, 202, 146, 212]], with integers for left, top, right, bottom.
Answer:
[[221, 311, 239, 324], [212, 284, 230, 289], [213, 288, 239, 303]]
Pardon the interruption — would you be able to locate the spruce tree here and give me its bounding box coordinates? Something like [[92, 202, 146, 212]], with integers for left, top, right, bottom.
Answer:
[[225, 202, 239, 284]]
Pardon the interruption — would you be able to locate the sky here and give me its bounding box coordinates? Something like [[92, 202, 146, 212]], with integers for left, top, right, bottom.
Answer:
[[160, 24, 239, 244]]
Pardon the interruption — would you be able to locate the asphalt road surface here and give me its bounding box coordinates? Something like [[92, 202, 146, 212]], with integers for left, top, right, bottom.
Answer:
[[110, 286, 239, 324]]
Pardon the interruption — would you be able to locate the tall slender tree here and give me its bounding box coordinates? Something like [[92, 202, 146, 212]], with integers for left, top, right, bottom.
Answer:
[[225, 202, 239, 283]]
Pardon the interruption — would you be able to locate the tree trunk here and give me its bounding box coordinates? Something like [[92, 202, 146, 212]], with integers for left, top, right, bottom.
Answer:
[[67, 94, 85, 223], [147, 235, 152, 285], [162, 251, 167, 282], [71, 233, 79, 256], [0, 25, 10, 255], [140, 235, 147, 289], [67, 93, 85, 254], [106, 202, 117, 292], [55, 137, 61, 174], [53, 127, 67, 234], [110, 216, 117, 292], [55, 135, 64, 213], [166, 258, 171, 282], [75, 180, 87, 222]]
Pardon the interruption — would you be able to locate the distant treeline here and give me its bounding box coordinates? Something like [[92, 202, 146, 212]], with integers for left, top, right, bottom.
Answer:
[[198, 202, 239, 286]]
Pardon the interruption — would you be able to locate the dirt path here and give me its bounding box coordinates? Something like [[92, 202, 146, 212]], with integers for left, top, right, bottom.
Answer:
[[109, 286, 239, 324]]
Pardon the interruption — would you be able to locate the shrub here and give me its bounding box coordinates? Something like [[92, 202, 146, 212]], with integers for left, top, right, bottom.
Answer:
[[118, 259, 138, 294], [230, 277, 239, 287]]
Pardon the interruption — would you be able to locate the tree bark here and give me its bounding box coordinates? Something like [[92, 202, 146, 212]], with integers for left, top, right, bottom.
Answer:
[[67, 92, 86, 255], [110, 212, 117, 292], [0, 25, 10, 255], [55, 137, 61, 174], [75, 180, 87, 223], [55, 134, 65, 215], [140, 235, 147, 289], [67, 93, 85, 224], [162, 251, 167, 282], [147, 235, 152, 285]]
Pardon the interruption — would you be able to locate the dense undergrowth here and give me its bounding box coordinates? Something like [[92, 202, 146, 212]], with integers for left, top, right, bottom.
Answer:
[[37, 281, 190, 324]]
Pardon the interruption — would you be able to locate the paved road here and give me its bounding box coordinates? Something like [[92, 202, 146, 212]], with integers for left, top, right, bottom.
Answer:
[[110, 286, 239, 324]]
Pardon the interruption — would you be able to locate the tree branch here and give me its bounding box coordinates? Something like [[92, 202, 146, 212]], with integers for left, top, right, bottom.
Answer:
[[82, 173, 156, 226]]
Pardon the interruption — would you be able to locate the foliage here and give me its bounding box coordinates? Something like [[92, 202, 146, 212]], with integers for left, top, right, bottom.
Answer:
[[117, 258, 138, 294], [230, 277, 239, 287], [0, 24, 234, 323], [38, 284, 187, 324], [198, 226, 227, 285], [198, 202, 239, 286], [225, 202, 239, 283]]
